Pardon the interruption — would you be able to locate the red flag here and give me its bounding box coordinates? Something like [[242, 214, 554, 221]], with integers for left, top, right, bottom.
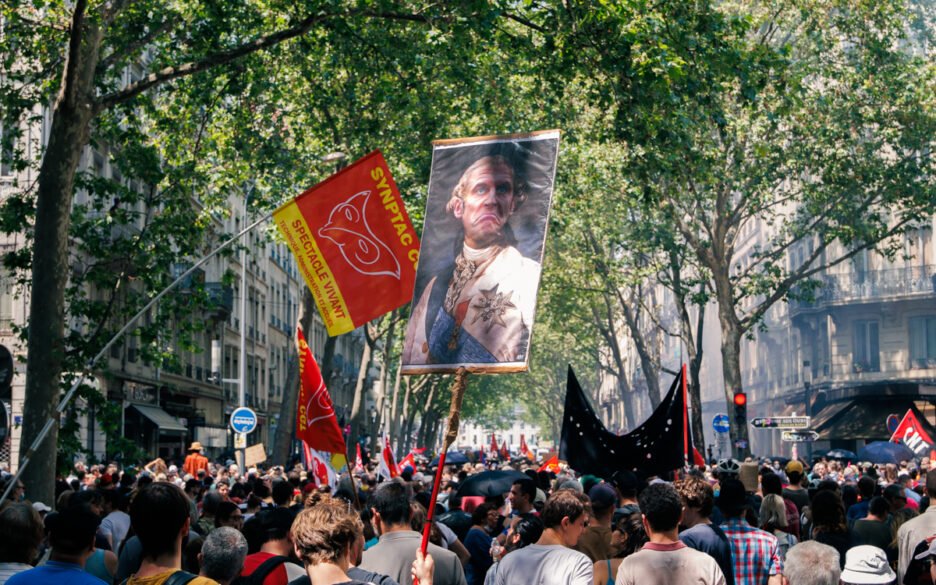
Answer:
[[692, 446, 705, 467], [296, 328, 347, 470], [490, 434, 499, 455], [399, 452, 416, 472], [354, 444, 365, 473], [500, 442, 509, 459], [520, 434, 535, 461], [378, 435, 399, 480], [274, 151, 419, 336], [538, 455, 560, 473], [891, 409, 935, 458]]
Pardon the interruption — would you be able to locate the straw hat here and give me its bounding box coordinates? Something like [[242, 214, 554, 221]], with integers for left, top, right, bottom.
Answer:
[[188, 441, 204, 452]]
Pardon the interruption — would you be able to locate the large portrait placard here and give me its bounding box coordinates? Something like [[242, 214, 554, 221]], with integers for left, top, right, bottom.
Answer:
[[401, 130, 560, 374]]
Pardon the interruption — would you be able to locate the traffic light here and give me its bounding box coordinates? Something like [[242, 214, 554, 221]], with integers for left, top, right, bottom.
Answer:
[[733, 392, 747, 428]]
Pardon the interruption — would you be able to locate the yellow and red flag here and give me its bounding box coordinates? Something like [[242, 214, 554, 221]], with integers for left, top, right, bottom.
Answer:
[[520, 434, 535, 461], [296, 328, 346, 470], [274, 151, 419, 336], [538, 455, 561, 473]]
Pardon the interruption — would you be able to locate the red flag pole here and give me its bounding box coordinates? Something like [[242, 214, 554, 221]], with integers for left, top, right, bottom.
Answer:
[[418, 367, 469, 575], [682, 364, 690, 469]]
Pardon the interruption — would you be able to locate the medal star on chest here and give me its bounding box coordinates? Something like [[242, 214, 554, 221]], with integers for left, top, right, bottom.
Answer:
[[470, 284, 516, 333]]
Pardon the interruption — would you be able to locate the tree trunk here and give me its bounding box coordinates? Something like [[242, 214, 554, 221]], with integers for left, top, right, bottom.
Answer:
[[370, 318, 396, 454], [272, 289, 316, 465], [348, 323, 376, 447], [20, 7, 102, 505], [715, 282, 749, 458], [388, 358, 403, 445], [616, 287, 662, 408]]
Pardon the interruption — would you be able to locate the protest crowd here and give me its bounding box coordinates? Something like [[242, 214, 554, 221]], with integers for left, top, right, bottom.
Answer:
[[4, 444, 936, 585]]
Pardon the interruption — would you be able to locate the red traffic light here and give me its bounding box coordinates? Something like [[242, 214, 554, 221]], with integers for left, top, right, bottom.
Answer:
[[733, 392, 747, 407]]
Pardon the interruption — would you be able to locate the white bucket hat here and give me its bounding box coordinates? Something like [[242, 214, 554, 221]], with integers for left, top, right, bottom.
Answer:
[[841, 545, 896, 584]]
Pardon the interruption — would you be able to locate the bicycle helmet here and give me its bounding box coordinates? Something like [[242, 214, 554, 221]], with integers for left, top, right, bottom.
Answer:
[[716, 458, 741, 477]]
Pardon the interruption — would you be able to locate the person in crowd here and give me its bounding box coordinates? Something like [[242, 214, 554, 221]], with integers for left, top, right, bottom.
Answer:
[[574, 483, 615, 563], [674, 476, 734, 585], [782, 461, 810, 514], [761, 473, 799, 539], [0, 502, 45, 584], [7, 507, 109, 585], [719, 478, 782, 585], [438, 494, 472, 542], [847, 476, 878, 523], [615, 482, 725, 585], [852, 497, 892, 551], [485, 513, 542, 585], [124, 482, 218, 585], [360, 482, 466, 585], [492, 488, 593, 585], [809, 489, 857, 568], [196, 491, 224, 536], [608, 471, 640, 518], [759, 494, 798, 561], [463, 504, 497, 585], [184, 443, 210, 478], [507, 478, 536, 517], [883, 484, 911, 515], [840, 545, 895, 585], [198, 527, 247, 585], [240, 508, 304, 585], [782, 541, 840, 585], [214, 501, 244, 531], [592, 512, 647, 585], [100, 490, 132, 552], [898, 469, 936, 582]]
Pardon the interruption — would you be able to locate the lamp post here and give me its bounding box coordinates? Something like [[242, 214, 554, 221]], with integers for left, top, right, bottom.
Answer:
[[803, 360, 812, 463]]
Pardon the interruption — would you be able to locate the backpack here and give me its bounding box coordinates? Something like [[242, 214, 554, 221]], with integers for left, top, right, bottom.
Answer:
[[232, 555, 303, 585]]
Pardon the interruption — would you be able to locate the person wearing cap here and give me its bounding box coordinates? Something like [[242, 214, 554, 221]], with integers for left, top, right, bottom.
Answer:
[[675, 476, 735, 585], [574, 483, 616, 562], [608, 471, 640, 518], [782, 461, 810, 514], [719, 478, 782, 585], [898, 469, 936, 582], [782, 541, 841, 585], [184, 442, 210, 478], [615, 483, 725, 585], [840, 545, 896, 585], [7, 507, 109, 585]]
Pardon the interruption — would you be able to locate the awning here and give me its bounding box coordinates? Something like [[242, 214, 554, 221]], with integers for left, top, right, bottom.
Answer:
[[813, 400, 936, 441], [128, 404, 188, 434]]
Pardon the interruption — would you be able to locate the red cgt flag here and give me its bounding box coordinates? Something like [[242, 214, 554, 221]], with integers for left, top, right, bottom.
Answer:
[[296, 328, 346, 470], [490, 433, 499, 456], [274, 151, 419, 336], [538, 455, 560, 473]]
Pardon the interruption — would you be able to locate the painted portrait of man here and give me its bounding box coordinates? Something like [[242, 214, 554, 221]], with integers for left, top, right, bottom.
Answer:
[[402, 131, 559, 374]]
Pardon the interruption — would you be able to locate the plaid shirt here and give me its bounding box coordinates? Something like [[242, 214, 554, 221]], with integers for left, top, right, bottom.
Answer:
[[722, 517, 783, 585]]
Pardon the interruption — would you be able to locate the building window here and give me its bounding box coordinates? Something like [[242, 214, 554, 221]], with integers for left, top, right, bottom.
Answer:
[[910, 316, 936, 368], [853, 320, 880, 372]]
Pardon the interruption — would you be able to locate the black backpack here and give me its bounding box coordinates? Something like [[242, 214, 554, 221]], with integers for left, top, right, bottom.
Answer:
[[232, 555, 303, 585]]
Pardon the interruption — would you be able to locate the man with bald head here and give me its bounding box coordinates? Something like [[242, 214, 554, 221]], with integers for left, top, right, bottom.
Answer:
[[403, 154, 541, 366]]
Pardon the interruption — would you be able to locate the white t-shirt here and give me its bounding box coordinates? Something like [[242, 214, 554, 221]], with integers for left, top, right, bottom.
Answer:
[[100, 510, 132, 549], [492, 544, 592, 585]]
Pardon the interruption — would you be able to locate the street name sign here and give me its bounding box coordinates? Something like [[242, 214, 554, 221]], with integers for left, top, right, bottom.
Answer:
[[751, 416, 810, 429], [713, 413, 730, 434], [230, 407, 258, 434], [782, 430, 819, 442]]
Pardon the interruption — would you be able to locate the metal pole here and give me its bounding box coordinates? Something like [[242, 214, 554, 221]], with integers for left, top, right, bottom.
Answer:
[[1, 210, 273, 503], [237, 195, 249, 476]]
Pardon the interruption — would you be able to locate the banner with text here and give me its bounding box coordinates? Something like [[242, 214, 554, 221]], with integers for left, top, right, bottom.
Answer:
[[274, 151, 419, 336], [890, 409, 935, 458]]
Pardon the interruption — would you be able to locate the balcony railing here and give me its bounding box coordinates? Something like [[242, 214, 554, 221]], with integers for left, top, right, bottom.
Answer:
[[790, 265, 935, 311]]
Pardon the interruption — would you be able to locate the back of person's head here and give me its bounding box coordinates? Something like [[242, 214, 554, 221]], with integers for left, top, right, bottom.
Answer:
[[616, 512, 648, 557], [200, 526, 247, 583], [215, 501, 241, 527], [868, 496, 889, 518], [0, 502, 44, 563], [255, 507, 296, 544], [47, 507, 101, 556], [271, 479, 294, 507], [512, 513, 543, 549], [369, 481, 412, 526], [471, 502, 497, 526], [674, 476, 714, 518], [185, 478, 201, 494], [716, 478, 748, 518], [70, 489, 103, 513], [587, 483, 617, 517], [637, 483, 682, 533], [131, 482, 191, 559], [201, 490, 224, 516], [761, 472, 782, 496], [784, 541, 841, 585], [541, 488, 590, 530], [292, 495, 363, 565], [857, 475, 876, 499], [925, 469, 936, 497], [811, 490, 847, 535], [759, 494, 788, 530]]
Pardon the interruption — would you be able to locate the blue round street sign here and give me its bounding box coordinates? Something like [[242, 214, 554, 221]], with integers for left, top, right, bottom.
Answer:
[[713, 413, 731, 434], [230, 407, 258, 434]]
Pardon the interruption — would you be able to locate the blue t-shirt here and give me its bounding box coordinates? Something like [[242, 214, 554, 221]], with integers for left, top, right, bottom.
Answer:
[[8, 560, 109, 585], [679, 522, 735, 585], [464, 527, 494, 585], [847, 500, 870, 523]]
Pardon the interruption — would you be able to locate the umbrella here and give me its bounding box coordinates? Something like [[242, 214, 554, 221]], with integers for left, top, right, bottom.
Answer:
[[454, 469, 529, 498], [856, 441, 915, 465], [430, 451, 469, 467], [825, 449, 858, 461]]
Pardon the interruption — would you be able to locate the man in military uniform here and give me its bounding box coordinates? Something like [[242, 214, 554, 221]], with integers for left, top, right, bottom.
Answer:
[[403, 155, 540, 366]]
